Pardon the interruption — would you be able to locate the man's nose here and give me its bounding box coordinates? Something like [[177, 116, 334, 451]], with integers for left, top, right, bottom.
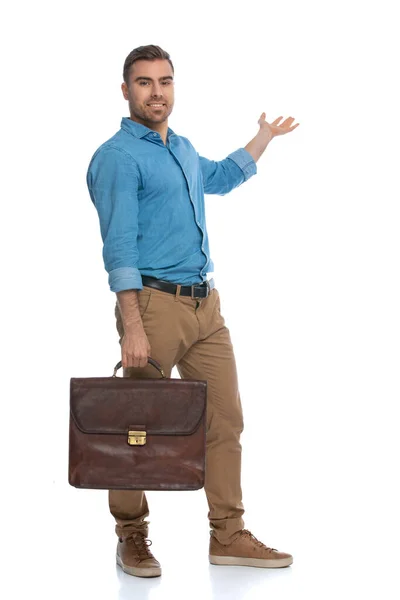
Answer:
[[151, 83, 163, 97]]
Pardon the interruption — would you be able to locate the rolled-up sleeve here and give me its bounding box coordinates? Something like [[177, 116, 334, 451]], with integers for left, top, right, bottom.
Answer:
[[198, 148, 257, 195], [86, 145, 143, 292]]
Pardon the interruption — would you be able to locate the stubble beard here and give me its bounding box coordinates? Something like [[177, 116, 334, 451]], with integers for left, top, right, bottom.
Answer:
[[129, 98, 173, 127]]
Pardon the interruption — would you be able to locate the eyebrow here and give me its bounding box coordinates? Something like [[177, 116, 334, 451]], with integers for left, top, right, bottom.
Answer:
[[134, 76, 174, 82]]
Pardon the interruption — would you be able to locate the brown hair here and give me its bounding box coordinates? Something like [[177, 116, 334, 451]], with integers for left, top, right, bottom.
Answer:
[[123, 45, 174, 86]]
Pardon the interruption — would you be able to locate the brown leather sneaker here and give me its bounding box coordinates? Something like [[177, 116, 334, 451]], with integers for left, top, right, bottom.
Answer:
[[116, 532, 161, 577], [209, 529, 293, 568]]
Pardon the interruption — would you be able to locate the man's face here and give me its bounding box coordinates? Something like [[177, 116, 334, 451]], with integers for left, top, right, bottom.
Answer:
[[122, 59, 175, 126]]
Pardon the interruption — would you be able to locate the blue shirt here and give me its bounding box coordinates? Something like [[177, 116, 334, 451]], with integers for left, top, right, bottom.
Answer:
[[86, 117, 257, 292]]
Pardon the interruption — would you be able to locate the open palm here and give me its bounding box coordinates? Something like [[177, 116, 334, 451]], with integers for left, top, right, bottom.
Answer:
[[258, 113, 300, 138]]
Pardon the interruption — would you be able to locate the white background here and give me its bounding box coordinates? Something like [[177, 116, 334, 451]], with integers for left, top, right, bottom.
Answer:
[[1, 0, 400, 598]]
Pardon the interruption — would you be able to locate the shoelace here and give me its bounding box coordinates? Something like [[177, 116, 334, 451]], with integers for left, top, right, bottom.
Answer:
[[123, 532, 154, 560], [241, 529, 277, 552]]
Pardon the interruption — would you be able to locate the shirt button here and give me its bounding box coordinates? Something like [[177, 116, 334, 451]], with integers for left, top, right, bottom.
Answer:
[[152, 133, 158, 137]]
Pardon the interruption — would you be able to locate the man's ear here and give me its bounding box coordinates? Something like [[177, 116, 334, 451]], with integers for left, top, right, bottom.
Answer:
[[121, 82, 128, 100]]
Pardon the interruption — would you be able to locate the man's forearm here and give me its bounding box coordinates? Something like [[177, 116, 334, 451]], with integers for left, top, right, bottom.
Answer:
[[245, 130, 273, 164], [116, 290, 143, 332]]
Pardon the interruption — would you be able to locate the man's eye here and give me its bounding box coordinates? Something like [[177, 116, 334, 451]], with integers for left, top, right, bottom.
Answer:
[[162, 81, 171, 85], [139, 81, 149, 86]]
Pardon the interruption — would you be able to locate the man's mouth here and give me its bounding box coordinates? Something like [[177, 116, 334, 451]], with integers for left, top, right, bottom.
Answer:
[[147, 103, 165, 108]]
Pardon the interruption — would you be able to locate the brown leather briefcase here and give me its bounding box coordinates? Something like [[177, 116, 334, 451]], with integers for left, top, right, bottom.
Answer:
[[69, 357, 207, 491]]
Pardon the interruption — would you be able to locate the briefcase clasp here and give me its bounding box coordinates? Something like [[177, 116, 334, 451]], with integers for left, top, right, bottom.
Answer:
[[128, 431, 147, 446]]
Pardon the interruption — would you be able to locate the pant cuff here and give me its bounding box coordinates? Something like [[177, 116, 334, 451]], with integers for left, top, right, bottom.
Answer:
[[209, 516, 245, 545], [115, 520, 150, 539]]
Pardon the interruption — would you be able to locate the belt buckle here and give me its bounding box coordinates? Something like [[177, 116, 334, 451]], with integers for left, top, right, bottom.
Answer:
[[191, 280, 210, 300], [191, 284, 200, 300]]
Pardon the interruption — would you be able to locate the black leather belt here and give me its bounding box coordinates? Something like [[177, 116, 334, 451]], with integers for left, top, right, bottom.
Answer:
[[141, 276, 213, 299]]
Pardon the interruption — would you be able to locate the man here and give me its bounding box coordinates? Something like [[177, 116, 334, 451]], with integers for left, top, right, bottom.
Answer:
[[86, 44, 299, 578]]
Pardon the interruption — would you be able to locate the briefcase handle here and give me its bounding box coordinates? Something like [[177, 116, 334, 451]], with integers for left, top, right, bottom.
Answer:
[[112, 357, 166, 379]]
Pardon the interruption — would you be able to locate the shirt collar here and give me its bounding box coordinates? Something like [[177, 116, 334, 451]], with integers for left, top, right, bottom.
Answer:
[[120, 116, 175, 141]]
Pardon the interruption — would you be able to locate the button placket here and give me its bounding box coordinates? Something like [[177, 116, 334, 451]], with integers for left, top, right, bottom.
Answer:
[[167, 149, 210, 276]]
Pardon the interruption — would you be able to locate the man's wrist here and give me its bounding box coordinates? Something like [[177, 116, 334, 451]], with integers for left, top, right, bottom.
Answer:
[[245, 129, 273, 163], [123, 319, 145, 334]]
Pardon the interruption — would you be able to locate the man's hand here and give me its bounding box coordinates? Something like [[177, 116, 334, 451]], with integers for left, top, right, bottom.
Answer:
[[121, 323, 151, 369], [258, 113, 300, 142], [245, 113, 300, 163]]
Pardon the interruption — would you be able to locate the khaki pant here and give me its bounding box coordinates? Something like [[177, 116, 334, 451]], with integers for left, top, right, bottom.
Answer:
[[109, 285, 245, 545]]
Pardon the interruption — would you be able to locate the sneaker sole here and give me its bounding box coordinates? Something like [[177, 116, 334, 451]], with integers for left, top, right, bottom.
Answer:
[[209, 554, 293, 568], [116, 553, 162, 577]]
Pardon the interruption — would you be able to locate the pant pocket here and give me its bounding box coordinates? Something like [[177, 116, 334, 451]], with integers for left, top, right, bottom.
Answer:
[[138, 288, 152, 318]]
